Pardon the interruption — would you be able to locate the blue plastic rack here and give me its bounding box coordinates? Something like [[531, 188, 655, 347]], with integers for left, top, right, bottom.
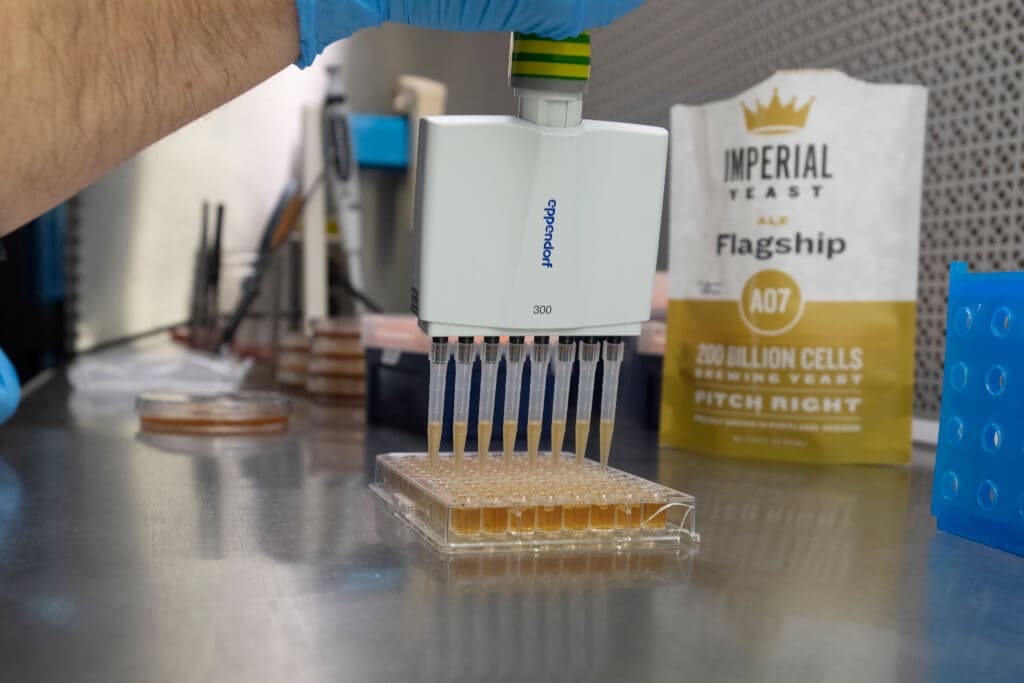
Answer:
[[933, 262, 1024, 556]]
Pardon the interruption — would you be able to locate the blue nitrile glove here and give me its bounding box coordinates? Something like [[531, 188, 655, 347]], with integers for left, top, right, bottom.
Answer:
[[0, 347, 20, 426], [295, 0, 645, 67]]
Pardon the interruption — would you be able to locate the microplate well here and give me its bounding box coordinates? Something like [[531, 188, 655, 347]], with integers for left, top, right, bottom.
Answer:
[[371, 452, 699, 553]]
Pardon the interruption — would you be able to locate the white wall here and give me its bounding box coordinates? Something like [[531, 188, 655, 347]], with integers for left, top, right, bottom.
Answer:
[[76, 46, 343, 350]]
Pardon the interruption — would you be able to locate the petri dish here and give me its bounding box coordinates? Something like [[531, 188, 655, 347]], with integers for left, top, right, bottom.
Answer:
[[136, 392, 290, 436]]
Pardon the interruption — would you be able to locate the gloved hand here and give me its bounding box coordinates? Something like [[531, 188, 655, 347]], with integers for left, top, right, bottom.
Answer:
[[295, 0, 645, 67], [0, 347, 20, 426]]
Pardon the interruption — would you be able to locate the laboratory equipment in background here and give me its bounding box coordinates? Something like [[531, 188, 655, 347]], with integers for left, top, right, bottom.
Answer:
[[176, 182, 308, 360], [299, 66, 448, 326], [219, 181, 302, 353], [392, 75, 448, 233], [304, 319, 366, 402], [187, 201, 225, 349], [323, 67, 366, 311], [170, 65, 447, 365], [275, 333, 310, 390], [932, 262, 1024, 557]]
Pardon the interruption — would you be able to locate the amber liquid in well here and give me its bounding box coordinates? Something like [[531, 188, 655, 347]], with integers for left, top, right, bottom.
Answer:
[[575, 419, 590, 465], [453, 420, 468, 471], [428, 420, 443, 466], [477, 421, 492, 459], [503, 420, 517, 464], [590, 504, 616, 530], [565, 505, 590, 531], [527, 420, 542, 466], [451, 508, 482, 535], [482, 507, 509, 534], [642, 502, 668, 530], [511, 506, 537, 533], [550, 419, 566, 464], [536, 505, 563, 532], [599, 419, 615, 468]]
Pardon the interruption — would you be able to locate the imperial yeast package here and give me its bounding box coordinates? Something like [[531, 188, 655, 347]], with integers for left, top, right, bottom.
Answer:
[[661, 71, 928, 464]]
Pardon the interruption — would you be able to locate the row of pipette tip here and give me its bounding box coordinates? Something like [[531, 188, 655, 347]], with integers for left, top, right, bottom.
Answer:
[[427, 336, 626, 472]]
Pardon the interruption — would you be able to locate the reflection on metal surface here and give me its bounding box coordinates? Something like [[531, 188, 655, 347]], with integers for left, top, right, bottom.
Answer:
[[137, 431, 295, 459], [374, 501, 693, 680], [659, 446, 915, 676], [10, 370, 1024, 682], [0, 455, 22, 550], [927, 533, 1024, 683]]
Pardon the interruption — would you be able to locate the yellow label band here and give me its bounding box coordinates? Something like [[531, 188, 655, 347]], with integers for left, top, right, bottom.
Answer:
[[510, 62, 591, 80], [512, 40, 593, 58], [660, 299, 915, 464]]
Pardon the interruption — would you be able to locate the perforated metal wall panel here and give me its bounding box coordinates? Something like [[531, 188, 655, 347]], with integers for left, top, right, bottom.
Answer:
[[588, 0, 1024, 418]]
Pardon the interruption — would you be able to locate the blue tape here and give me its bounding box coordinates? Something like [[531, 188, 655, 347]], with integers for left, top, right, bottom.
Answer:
[[350, 115, 408, 169]]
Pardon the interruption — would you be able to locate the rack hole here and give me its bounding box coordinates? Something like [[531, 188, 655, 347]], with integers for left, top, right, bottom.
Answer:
[[953, 306, 974, 335], [940, 471, 959, 501], [978, 480, 998, 511], [946, 417, 965, 445], [950, 362, 969, 391], [981, 422, 1002, 452], [991, 307, 1013, 337], [985, 365, 1007, 395]]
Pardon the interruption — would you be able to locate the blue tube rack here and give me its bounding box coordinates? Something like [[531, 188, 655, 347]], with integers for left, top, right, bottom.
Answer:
[[933, 262, 1024, 556]]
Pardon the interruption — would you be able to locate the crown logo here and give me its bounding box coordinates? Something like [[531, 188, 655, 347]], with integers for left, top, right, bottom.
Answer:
[[742, 88, 815, 135]]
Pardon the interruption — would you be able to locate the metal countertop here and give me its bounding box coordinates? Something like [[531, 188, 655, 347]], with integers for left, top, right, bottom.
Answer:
[[0, 372, 1021, 682]]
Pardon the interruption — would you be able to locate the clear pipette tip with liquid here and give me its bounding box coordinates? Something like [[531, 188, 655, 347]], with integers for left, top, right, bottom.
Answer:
[[502, 337, 527, 467], [427, 337, 450, 468], [526, 337, 551, 468], [452, 337, 475, 473], [599, 338, 625, 470], [550, 337, 576, 468], [574, 338, 600, 466], [477, 337, 501, 461]]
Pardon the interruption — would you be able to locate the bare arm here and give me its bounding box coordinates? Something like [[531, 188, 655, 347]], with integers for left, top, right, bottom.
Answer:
[[0, 0, 300, 234]]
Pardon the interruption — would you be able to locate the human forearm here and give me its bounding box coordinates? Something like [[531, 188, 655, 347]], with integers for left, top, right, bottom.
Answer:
[[0, 0, 300, 234]]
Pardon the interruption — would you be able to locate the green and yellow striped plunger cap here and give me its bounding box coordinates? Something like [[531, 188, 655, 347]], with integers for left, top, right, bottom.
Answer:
[[509, 32, 591, 91]]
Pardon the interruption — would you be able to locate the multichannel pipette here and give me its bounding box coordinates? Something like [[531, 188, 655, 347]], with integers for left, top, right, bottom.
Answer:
[[502, 337, 526, 466], [413, 33, 667, 478], [452, 337, 474, 472], [526, 337, 551, 468], [550, 338, 576, 467], [477, 337, 500, 458], [575, 338, 600, 466], [427, 337, 450, 468], [599, 338, 625, 469]]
